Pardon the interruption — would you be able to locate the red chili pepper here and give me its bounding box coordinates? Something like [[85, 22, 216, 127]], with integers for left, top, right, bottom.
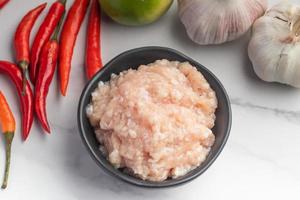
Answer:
[[0, 61, 34, 141], [14, 3, 47, 94], [86, 0, 103, 80], [0, 0, 9, 9], [0, 91, 15, 189], [59, 0, 90, 96], [30, 0, 66, 84], [35, 10, 65, 133]]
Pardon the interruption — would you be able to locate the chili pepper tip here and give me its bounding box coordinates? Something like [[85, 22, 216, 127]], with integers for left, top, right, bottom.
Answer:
[[1, 183, 7, 189]]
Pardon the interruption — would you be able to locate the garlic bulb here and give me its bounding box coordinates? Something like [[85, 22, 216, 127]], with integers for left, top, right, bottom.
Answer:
[[178, 0, 268, 45], [248, 2, 300, 88]]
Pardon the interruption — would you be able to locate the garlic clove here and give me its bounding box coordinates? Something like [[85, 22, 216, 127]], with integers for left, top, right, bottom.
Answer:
[[248, 2, 300, 88], [178, 0, 268, 45]]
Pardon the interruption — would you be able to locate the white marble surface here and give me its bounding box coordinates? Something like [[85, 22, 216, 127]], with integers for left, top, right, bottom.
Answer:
[[1, 0, 300, 199]]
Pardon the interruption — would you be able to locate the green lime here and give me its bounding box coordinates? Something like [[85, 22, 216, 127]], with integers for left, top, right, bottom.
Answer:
[[99, 0, 173, 26]]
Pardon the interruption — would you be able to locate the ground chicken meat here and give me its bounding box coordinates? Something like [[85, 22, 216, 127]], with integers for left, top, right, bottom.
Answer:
[[87, 59, 218, 181]]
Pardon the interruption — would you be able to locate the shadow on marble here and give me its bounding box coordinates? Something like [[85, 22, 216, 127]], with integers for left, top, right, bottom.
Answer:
[[60, 129, 171, 198]]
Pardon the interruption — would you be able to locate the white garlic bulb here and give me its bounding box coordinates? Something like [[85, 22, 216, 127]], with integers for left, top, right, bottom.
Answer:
[[178, 0, 268, 45], [248, 2, 300, 88]]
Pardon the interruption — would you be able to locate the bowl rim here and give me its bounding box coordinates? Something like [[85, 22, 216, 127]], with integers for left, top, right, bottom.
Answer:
[[78, 46, 232, 188]]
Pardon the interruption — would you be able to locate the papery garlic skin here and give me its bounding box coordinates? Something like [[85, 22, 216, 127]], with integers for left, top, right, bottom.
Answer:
[[178, 0, 268, 45], [248, 2, 300, 88]]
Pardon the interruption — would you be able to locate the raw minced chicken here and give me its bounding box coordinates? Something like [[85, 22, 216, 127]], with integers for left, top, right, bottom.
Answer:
[[86, 59, 218, 182]]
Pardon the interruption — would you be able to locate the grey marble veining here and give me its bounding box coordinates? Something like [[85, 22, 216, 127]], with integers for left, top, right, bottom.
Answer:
[[231, 97, 300, 124]]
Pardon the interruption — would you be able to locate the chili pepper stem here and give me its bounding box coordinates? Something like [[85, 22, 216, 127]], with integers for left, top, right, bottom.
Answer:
[[1, 132, 14, 189], [0, 61, 34, 140], [30, 0, 66, 84], [51, 11, 66, 41], [59, 0, 67, 6], [18, 61, 28, 96]]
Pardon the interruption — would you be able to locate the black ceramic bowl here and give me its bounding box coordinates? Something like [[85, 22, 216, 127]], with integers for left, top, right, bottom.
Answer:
[[78, 46, 231, 188]]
